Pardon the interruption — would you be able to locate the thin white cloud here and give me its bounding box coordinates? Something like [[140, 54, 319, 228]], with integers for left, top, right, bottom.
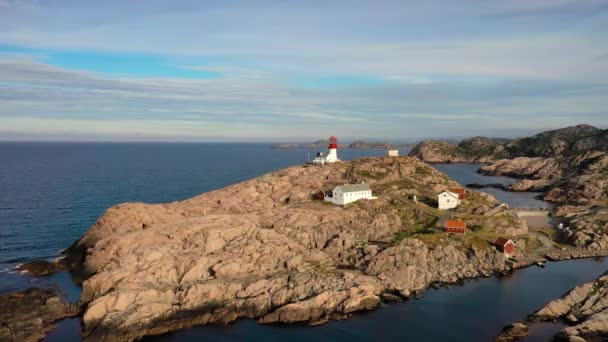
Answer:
[[0, 58, 606, 140]]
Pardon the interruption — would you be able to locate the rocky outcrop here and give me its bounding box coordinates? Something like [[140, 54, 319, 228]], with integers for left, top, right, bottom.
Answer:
[[410, 125, 607, 164], [505, 124, 604, 158], [408, 140, 474, 163], [479, 157, 562, 180], [557, 209, 608, 251], [0, 288, 79, 342], [16, 259, 67, 276], [495, 322, 529, 341], [509, 179, 554, 192], [408, 137, 512, 163], [480, 151, 608, 206], [348, 141, 396, 149], [59, 157, 525, 341], [530, 274, 608, 341], [365, 239, 507, 296]]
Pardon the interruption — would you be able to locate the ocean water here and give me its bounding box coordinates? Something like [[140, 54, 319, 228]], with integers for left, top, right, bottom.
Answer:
[[0, 142, 602, 342]]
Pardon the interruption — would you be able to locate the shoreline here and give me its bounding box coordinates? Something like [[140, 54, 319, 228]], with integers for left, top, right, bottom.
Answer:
[[3, 157, 605, 341], [13, 249, 608, 341]]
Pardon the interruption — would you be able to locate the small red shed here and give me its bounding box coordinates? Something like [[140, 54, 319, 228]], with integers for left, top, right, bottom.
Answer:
[[312, 190, 327, 200], [448, 187, 466, 199], [493, 237, 516, 258], [445, 220, 467, 234]]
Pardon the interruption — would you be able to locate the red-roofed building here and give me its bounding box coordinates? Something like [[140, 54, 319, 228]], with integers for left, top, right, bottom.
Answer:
[[445, 220, 467, 234], [493, 237, 516, 258], [448, 188, 466, 199]]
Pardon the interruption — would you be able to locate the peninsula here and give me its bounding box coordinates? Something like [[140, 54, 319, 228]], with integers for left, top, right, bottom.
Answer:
[[5, 125, 608, 342], [63, 156, 529, 341]]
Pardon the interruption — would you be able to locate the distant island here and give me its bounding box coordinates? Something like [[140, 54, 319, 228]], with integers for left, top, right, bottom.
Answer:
[[272, 140, 416, 149]]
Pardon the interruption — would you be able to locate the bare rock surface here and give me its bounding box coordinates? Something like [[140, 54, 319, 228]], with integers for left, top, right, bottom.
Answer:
[[408, 140, 478, 163], [495, 322, 529, 341], [531, 274, 608, 341], [62, 157, 527, 341], [479, 157, 562, 180], [16, 259, 67, 276], [409, 125, 608, 208], [0, 288, 79, 342], [479, 151, 608, 207]]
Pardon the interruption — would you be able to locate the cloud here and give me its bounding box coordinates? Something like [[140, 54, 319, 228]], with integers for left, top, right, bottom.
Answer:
[[0, 1, 607, 140], [178, 65, 271, 80], [0, 58, 606, 141]]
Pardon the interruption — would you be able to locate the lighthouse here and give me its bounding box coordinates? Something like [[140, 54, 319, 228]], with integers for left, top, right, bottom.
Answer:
[[325, 136, 339, 163], [311, 136, 341, 165]]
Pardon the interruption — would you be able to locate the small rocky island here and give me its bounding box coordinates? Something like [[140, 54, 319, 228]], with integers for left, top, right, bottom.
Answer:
[[272, 140, 414, 149]]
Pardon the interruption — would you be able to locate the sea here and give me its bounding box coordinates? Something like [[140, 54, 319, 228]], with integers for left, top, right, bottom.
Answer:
[[0, 142, 604, 341]]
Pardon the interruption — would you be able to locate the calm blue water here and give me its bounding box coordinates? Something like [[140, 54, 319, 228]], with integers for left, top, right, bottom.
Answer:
[[433, 163, 553, 209], [0, 143, 602, 341]]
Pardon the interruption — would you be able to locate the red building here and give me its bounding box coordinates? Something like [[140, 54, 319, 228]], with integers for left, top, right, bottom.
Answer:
[[448, 188, 466, 199], [493, 237, 516, 258], [445, 220, 467, 234]]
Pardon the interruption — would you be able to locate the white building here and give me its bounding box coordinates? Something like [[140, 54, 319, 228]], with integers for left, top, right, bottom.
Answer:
[[325, 183, 376, 205], [312, 136, 340, 165], [386, 149, 399, 157], [438, 190, 461, 210]]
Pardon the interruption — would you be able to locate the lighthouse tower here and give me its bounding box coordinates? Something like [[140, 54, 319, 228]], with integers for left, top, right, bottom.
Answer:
[[325, 136, 339, 163], [311, 136, 340, 165]]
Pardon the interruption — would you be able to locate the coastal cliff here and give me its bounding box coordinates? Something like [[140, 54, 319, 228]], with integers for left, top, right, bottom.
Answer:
[[62, 156, 528, 341]]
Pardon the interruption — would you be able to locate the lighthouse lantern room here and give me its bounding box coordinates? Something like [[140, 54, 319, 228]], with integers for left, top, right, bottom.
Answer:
[[311, 136, 341, 165]]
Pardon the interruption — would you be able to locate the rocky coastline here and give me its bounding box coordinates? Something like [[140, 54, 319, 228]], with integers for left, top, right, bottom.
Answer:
[[3, 156, 537, 341], [0, 288, 79, 342], [66, 156, 527, 341], [497, 273, 608, 342], [4, 125, 608, 341], [405, 125, 608, 341]]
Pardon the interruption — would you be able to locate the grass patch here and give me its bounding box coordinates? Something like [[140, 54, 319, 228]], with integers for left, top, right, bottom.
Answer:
[[357, 170, 384, 180], [415, 166, 432, 175], [413, 232, 445, 248], [470, 225, 484, 232], [393, 230, 408, 242]]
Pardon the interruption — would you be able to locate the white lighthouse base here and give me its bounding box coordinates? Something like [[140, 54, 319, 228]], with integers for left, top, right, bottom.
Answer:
[[325, 148, 339, 163]]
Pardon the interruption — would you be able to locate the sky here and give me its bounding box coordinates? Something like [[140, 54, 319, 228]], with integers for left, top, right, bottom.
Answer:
[[0, 0, 607, 142]]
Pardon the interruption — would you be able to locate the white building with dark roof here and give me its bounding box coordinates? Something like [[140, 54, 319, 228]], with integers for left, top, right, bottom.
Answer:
[[438, 190, 460, 210], [324, 183, 376, 205]]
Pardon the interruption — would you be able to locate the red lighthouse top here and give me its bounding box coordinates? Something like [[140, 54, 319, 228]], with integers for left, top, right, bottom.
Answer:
[[328, 136, 338, 149]]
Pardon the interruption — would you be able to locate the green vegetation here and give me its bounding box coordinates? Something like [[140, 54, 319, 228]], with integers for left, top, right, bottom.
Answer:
[[415, 166, 431, 175], [470, 225, 484, 232], [393, 230, 408, 242], [357, 170, 384, 180]]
